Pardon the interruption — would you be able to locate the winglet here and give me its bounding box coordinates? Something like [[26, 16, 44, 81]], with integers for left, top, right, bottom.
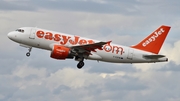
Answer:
[[131, 25, 171, 54], [107, 41, 112, 45]]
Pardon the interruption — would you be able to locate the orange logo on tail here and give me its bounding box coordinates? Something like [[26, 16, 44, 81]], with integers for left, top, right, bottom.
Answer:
[[131, 25, 171, 54], [142, 28, 165, 47]]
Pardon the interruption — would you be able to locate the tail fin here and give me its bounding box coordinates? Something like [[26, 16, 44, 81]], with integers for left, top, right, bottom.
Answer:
[[131, 25, 171, 54]]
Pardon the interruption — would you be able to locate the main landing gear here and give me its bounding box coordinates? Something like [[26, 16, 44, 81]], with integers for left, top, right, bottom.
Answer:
[[77, 61, 84, 69], [26, 47, 32, 57], [75, 56, 85, 69]]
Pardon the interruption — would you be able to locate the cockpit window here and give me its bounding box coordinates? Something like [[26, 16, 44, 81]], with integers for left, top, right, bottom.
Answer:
[[16, 29, 24, 33]]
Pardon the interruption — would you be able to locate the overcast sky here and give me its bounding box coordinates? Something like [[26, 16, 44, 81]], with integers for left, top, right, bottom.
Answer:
[[1, 0, 180, 101]]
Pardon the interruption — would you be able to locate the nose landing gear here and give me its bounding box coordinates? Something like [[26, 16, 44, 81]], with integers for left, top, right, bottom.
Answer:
[[26, 47, 32, 57], [26, 52, 30, 57]]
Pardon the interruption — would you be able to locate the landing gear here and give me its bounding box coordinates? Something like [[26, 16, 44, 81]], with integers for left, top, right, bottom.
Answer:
[[26, 47, 32, 57], [26, 52, 30, 57], [77, 61, 84, 69], [75, 56, 85, 69]]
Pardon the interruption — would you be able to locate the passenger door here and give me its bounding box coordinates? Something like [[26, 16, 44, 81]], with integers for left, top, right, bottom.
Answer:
[[29, 28, 36, 39]]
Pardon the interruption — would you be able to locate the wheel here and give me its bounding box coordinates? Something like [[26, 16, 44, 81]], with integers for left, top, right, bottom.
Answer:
[[26, 52, 30, 57], [77, 61, 84, 69]]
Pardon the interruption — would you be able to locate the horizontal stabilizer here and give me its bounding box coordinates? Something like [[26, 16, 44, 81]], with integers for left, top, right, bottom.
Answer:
[[143, 55, 165, 59]]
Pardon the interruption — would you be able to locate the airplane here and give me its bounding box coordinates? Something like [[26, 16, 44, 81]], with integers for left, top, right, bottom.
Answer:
[[7, 25, 171, 69]]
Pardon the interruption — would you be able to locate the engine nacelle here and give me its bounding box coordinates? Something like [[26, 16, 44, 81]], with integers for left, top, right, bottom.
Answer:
[[50, 45, 73, 60]]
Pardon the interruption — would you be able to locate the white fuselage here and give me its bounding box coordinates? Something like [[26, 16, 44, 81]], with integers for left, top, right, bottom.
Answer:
[[7, 27, 168, 64]]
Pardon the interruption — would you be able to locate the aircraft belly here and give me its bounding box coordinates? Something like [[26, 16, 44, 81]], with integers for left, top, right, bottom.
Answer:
[[87, 52, 102, 60], [96, 50, 129, 63], [96, 50, 152, 63]]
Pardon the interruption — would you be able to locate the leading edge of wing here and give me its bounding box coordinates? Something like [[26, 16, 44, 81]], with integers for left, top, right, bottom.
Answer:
[[70, 41, 112, 52]]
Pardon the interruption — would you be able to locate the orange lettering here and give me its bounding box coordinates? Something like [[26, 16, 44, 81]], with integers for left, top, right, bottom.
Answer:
[[103, 44, 112, 52], [36, 30, 44, 38], [45, 32, 53, 40], [112, 46, 123, 55], [54, 34, 61, 41], [60, 35, 71, 45], [69, 36, 80, 45], [79, 39, 87, 45], [119, 47, 124, 55], [36, 31, 98, 47], [112, 46, 119, 54], [88, 40, 94, 44]]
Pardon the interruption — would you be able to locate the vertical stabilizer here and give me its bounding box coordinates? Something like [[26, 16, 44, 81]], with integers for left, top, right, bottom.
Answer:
[[131, 25, 171, 54]]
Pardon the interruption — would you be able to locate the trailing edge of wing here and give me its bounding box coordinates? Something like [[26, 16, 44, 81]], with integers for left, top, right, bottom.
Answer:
[[143, 55, 166, 59]]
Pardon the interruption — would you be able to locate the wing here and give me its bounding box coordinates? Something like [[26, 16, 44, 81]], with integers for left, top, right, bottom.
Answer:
[[70, 41, 111, 54]]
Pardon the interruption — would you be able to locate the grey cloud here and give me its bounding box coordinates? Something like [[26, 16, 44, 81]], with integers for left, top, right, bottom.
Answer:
[[157, 61, 180, 72], [12, 85, 50, 101], [0, 76, 19, 101], [0, 1, 35, 11], [0, 63, 180, 101], [1, 0, 180, 16], [52, 85, 71, 95], [86, 61, 138, 73], [31, 0, 139, 14], [0, 0, 136, 13], [104, 76, 147, 91]]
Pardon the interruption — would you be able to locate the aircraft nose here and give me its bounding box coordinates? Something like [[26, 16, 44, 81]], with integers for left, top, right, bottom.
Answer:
[[7, 32, 15, 40]]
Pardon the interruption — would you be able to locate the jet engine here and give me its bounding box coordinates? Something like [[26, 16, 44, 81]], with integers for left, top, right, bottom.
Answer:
[[50, 45, 74, 59]]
